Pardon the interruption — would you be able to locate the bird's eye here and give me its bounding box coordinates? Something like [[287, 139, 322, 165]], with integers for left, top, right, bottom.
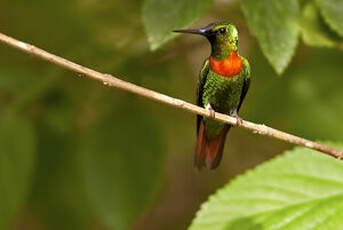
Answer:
[[218, 28, 226, 35]]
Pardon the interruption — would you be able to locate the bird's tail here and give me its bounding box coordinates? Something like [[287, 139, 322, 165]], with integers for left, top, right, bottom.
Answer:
[[195, 120, 230, 170]]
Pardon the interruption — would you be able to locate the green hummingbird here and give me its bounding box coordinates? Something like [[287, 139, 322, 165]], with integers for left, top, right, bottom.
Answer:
[[174, 22, 251, 170]]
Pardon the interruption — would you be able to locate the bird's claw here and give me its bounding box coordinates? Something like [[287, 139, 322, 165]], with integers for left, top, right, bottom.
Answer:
[[230, 109, 243, 126], [205, 103, 215, 119], [234, 115, 243, 126], [210, 109, 215, 119]]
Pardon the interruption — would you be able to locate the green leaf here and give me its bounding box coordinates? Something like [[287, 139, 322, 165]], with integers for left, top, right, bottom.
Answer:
[[189, 143, 343, 230], [241, 0, 300, 74], [316, 0, 343, 37], [82, 101, 164, 230], [301, 2, 342, 48], [0, 114, 36, 229], [142, 0, 213, 50]]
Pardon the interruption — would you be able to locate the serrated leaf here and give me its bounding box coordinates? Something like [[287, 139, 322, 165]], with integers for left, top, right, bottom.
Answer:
[[316, 0, 343, 37], [189, 143, 343, 230], [241, 0, 300, 74], [225, 194, 343, 229], [0, 115, 36, 229], [142, 0, 213, 50], [82, 101, 164, 230], [301, 2, 342, 48]]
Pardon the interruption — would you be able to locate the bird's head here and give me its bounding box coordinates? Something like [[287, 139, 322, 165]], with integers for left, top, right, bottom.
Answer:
[[173, 22, 239, 60]]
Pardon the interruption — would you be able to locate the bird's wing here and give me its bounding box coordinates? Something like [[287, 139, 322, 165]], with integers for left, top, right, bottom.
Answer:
[[238, 57, 251, 112], [196, 59, 210, 133]]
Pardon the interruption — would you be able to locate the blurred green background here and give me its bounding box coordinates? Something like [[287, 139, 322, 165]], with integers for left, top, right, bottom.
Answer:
[[1, 0, 343, 229]]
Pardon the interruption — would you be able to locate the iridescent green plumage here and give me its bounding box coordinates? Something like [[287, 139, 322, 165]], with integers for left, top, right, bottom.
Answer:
[[198, 56, 250, 138], [174, 22, 251, 169]]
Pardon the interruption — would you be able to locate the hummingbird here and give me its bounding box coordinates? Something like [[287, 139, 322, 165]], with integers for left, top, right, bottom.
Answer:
[[174, 22, 251, 170]]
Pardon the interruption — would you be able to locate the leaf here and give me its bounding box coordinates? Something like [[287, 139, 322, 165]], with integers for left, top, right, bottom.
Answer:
[[81, 101, 164, 230], [0, 114, 36, 229], [241, 0, 300, 74], [301, 2, 342, 48], [142, 0, 213, 50], [316, 0, 343, 37], [189, 143, 343, 230]]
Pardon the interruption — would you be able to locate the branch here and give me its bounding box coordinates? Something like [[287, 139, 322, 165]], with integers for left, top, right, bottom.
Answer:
[[0, 32, 342, 159]]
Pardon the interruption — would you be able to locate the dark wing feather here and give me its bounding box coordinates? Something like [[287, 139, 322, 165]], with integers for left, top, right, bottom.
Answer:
[[237, 76, 250, 111], [196, 59, 210, 133], [237, 58, 251, 112]]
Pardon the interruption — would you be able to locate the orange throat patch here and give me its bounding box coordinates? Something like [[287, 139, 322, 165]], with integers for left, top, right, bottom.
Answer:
[[209, 51, 243, 77]]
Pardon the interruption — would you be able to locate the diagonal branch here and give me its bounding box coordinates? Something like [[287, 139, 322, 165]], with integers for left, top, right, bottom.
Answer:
[[0, 32, 342, 159]]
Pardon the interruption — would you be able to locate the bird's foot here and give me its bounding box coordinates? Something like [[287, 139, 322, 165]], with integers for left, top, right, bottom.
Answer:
[[205, 103, 215, 119], [230, 109, 243, 126]]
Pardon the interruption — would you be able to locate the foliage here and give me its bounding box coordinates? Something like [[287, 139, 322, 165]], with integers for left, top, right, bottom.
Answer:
[[241, 0, 300, 74], [143, 0, 343, 74], [301, 2, 342, 48], [190, 143, 343, 230], [316, 0, 343, 36], [142, 0, 213, 50], [0, 0, 343, 229]]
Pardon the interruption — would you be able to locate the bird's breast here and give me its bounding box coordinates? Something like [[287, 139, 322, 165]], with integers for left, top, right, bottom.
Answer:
[[209, 51, 243, 77]]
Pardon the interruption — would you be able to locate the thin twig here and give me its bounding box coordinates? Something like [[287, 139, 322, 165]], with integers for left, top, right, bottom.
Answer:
[[0, 32, 342, 159]]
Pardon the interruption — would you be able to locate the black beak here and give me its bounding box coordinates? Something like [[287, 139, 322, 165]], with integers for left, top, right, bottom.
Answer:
[[173, 23, 216, 36], [173, 28, 209, 36]]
